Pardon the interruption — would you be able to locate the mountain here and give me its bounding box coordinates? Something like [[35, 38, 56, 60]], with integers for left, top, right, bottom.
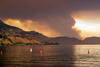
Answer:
[[0, 20, 48, 45], [83, 37, 100, 44], [0, 20, 83, 45], [2, 19, 99, 45], [45, 37, 82, 45]]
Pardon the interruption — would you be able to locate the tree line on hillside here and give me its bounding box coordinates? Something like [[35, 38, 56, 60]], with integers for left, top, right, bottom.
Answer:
[[0, 34, 59, 46]]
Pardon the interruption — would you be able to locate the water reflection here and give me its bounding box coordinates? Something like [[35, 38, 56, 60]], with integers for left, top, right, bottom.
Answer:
[[0, 45, 74, 67]]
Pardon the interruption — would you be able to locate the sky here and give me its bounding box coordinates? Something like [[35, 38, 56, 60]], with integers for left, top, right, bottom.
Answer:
[[0, 0, 100, 39]]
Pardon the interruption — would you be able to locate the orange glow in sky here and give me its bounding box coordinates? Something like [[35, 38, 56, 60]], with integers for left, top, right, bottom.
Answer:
[[71, 11, 100, 39], [3, 19, 62, 37]]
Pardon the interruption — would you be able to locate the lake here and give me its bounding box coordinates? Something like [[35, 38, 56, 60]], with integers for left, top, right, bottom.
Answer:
[[0, 44, 100, 67]]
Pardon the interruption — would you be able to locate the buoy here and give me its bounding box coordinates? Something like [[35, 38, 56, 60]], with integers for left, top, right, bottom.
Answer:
[[40, 47, 43, 56], [30, 48, 32, 52], [0, 50, 3, 55], [88, 49, 90, 54]]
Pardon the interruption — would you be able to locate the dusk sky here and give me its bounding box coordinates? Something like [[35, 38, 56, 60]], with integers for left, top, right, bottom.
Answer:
[[0, 0, 100, 39]]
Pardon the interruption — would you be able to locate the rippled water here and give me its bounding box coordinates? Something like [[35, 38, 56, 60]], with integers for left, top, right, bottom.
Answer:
[[0, 45, 100, 67]]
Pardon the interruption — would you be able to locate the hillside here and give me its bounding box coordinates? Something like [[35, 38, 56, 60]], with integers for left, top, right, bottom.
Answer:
[[83, 37, 100, 44], [45, 37, 82, 45], [1, 20, 99, 45], [0, 20, 47, 45]]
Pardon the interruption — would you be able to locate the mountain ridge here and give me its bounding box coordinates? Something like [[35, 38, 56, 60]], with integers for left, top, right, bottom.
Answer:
[[0, 20, 47, 45], [0, 20, 100, 45]]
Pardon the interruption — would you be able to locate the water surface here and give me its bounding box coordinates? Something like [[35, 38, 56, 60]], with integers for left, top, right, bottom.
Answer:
[[0, 44, 100, 67]]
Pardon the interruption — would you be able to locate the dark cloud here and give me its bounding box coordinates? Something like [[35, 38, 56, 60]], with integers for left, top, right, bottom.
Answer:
[[0, 0, 100, 18], [0, 0, 100, 38]]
